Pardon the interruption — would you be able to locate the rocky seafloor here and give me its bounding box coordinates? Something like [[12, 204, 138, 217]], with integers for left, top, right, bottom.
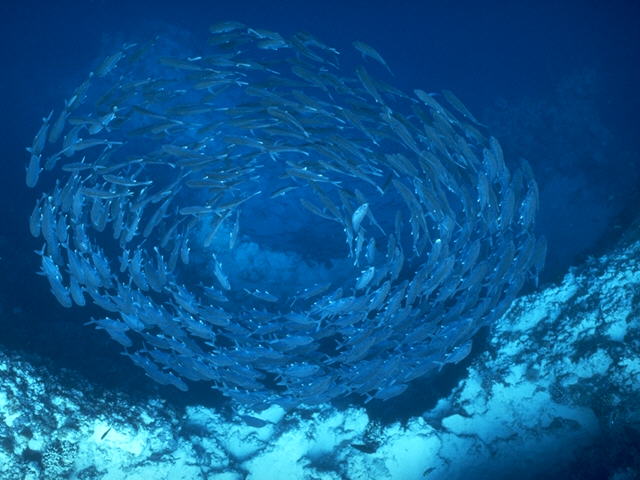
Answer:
[[1, 237, 639, 479]]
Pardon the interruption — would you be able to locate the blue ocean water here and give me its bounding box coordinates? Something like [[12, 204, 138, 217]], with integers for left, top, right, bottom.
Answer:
[[1, 1, 639, 478]]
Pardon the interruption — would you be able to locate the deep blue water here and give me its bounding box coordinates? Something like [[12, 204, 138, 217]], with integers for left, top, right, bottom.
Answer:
[[0, 0, 638, 430]]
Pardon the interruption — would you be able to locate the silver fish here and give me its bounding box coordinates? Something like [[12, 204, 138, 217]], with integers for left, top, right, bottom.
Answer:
[[353, 41, 393, 75]]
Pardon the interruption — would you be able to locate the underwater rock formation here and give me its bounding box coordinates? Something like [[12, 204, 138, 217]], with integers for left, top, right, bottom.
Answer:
[[26, 22, 544, 407], [4, 234, 638, 479]]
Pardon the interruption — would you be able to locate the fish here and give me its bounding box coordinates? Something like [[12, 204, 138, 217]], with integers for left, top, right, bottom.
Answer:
[[437, 340, 473, 371], [102, 174, 152, 188], [25, 150, 43, 188], [369, 382, 408, 402], [441, 90, 483, 125], [355, 66, 385, 104], [212, 256, 231, 291], [48, 109, 70, 144], [179, 205, 214, 216], [209, 21, 246, 34], [228, 209, 240, 249], [413, 88, 448, 116], [353, 41, 393, 75], [240, 414, 271, 428], [355, 266, 375, 291], [25, 22, 543, 408], [95, 51, 124, 77], [351, 202, 369, 233], [518, 185, 538, 229], [269, 185, 299, 199], [30, 110, 53, 156], [245, 289, 279, 303]]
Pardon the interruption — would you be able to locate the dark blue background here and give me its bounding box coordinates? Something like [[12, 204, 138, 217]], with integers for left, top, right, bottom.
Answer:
[[0, 0, 638, 402]]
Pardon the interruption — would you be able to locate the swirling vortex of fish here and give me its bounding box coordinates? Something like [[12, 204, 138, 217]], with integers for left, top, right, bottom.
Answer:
[[25, 22, 545, 409]]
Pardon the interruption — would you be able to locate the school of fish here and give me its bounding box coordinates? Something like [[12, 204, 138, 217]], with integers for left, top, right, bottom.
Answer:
[[26, 22, 545, 408]]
